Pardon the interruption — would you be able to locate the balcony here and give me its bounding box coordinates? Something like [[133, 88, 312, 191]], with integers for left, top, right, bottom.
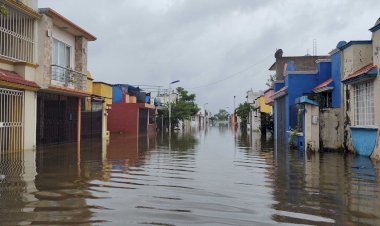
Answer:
[[51, 65, 87, 91]]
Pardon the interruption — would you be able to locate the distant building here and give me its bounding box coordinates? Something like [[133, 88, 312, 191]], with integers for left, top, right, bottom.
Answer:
[[157, 92, 179, 105], [246, 89, 263, 131], [108, 84, 156, 137]]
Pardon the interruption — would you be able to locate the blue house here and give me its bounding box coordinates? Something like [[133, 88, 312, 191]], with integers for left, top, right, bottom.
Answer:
[[272, 49, 343, 151]]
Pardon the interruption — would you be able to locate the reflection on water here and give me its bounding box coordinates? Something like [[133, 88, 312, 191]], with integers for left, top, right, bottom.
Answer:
[[0, 125, 379, 225]]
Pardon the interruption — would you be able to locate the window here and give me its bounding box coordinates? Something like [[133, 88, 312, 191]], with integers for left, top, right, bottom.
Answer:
[[319, 92, 332, 108], [52, 39, 71, 68], [353, 81, 374, 126]]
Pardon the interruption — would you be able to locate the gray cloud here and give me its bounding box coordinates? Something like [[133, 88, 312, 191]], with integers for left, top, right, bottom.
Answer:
[[39, 0, 380, 113]]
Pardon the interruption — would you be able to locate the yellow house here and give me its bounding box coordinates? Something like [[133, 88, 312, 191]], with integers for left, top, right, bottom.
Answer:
[[93, 82, 113, 105], [258, 95, 272, 115]]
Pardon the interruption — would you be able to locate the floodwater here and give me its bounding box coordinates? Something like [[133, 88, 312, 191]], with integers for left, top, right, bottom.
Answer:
[[0, 125, 380, 225]]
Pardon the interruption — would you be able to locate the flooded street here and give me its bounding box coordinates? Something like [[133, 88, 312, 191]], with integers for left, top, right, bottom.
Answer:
[[0, 126, 380, 225]]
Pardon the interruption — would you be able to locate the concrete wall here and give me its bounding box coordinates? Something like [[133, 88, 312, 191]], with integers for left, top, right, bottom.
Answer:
[[35, 14, 53, 89], [21, 0, 38, 11], [273, 55, 329, 80], [320, 108, 343, 150], [341, 44, 373, 153], [342, 44, 373, 79], [304, 104, 319, 152], [24, 90, 37, 150], [371, 29, 380, 159], [75, 37, 88, 74]]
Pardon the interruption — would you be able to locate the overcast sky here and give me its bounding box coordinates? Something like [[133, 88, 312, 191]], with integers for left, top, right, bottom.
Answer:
[[40, 0, 379, 113]]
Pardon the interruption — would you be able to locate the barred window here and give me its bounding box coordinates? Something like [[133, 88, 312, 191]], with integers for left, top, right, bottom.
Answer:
[[0, 3, 35, 63], [353, 81, 374, 126]]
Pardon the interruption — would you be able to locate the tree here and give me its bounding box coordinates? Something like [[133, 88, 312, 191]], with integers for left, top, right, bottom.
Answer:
[[266, 74, 276, 87], [214, 109, 229, 121], [158, 87, 199, 130], [0, 4, 8, 16], [235, 102, 253, 129]]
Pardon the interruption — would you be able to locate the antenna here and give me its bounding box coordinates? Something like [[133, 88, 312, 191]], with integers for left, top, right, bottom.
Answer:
[[313, 39, 317, 56]]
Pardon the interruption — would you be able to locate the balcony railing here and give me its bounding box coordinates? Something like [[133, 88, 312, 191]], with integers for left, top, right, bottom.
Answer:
[[51, 65, 87, 91]]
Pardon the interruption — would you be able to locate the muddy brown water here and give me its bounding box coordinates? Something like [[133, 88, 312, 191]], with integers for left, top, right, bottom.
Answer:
[[0, 125, 379, 225]]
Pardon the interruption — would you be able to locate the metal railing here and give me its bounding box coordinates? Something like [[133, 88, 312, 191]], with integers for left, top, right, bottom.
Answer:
[[51, 65, 87, 91]]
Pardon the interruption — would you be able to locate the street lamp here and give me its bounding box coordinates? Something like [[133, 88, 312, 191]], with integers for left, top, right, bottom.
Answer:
[[169, 80, 180, 136]]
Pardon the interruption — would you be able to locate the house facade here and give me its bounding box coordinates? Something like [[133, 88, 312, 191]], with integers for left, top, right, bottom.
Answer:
[[0, 0, 40, 152], [35, 8, 96, 145], [271, 51, 330, 149], [339, 18, 380, 158], [246, 89, 262, 132], [108, 84, 156, 137]]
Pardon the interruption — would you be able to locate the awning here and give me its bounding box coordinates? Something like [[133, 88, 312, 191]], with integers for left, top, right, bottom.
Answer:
[[295, 96, 319, 106], [342, 63, 377, 85], [313, 78, 333, 93], [271, 86, 287, 99], [0, 69, 39, 91]]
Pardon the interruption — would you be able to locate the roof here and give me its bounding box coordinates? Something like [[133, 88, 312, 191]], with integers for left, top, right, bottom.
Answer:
[[313, 78, 333, 93], [271, 86, 287, 99], [39, 8, 96, 41], [93, 81, 113, 86], [342, 63, 378, 84], [369, 18, 380, 32], [338, 40, 372, 50], [264, 89, 274, 105], [0, 68, 39, 90]]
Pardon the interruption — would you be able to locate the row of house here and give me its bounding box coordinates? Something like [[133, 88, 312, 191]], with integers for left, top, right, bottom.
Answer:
[[245, 88, 273, 134], [269, 18, 380, 159], [0, 0, 159, 155]]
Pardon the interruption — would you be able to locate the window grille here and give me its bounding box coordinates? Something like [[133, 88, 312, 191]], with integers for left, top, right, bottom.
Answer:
[[353, 81, 374, 126], [0, 3, 35, 63]]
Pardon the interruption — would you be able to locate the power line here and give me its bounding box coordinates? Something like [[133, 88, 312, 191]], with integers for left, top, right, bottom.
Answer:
[[188, 53, 273, 90]]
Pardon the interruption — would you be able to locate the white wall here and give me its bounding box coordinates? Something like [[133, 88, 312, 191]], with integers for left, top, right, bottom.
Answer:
[[21, 0, 38, 11], [24, 90, 37, 150]]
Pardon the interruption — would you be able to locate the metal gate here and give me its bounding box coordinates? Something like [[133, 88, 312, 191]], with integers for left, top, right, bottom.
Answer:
[[81, 98, 103, 139], [0, 88, 24, 153], [139, 109, 148, 135], [36, 93, 78, 145]]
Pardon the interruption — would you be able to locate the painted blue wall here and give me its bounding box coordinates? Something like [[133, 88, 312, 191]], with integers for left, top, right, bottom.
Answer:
[[112, 85, 123, 103], [285, 72, 317, 129], [331, 51, 341, 108], [316, 61, 331, 84], [274, 81, 285, 92]]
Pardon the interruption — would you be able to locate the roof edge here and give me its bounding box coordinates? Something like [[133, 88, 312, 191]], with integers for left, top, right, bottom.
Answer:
[[39, 8, 96, 41]]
